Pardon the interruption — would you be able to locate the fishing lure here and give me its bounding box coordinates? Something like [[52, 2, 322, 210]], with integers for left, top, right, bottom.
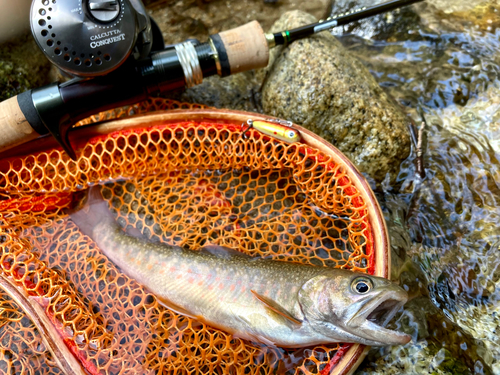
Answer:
[[241, 119, 301, 143]]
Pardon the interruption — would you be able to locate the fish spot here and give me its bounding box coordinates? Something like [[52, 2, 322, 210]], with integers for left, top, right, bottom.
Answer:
[[176, 274, 182, 280], [208, 285, 214, 291], [230, 284, 235, 292], [188, 277, 194, 284], [218, 283, 224, 290], [169, 267, 176, 273], [147, 264, 153, 271], [198, 280, 203, 286]]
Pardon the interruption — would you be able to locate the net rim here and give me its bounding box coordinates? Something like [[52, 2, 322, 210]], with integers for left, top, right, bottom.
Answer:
[[2, 108, 390, 375]]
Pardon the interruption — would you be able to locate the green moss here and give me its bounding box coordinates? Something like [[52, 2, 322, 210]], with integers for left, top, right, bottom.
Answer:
[[0, 60, 32, 100], [0, 33, 52, 101]]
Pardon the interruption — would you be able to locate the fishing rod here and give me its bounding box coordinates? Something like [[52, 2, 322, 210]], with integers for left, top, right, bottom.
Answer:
[[0, 0, 423, 160]]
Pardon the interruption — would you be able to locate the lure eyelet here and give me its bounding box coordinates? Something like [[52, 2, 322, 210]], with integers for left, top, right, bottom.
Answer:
[[240, 120, 253, 139]]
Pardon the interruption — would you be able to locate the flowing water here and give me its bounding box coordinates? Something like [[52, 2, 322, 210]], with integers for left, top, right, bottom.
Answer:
[[328, 0, 500, 373]]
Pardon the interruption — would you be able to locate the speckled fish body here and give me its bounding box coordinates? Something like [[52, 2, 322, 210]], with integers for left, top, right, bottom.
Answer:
[[70, 187, 411, 348]]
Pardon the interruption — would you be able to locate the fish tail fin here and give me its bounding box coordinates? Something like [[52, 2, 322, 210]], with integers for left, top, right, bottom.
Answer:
[[68, 186, 117, 238]]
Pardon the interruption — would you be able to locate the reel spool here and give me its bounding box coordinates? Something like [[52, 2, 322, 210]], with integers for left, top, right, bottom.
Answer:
[[30, 0, 158, 77]]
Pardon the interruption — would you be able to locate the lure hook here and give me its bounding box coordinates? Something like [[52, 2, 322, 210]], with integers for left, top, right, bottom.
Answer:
[[240, 119, 254, 139]]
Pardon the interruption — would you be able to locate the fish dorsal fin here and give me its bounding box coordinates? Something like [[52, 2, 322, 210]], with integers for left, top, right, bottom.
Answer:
[[200, 244, 251, 259], [250, 290, 302, 325]]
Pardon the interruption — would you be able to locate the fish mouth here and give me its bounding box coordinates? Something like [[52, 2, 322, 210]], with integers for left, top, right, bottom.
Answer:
[[347, 291, 411, 346], [366, 298, 403, 327]]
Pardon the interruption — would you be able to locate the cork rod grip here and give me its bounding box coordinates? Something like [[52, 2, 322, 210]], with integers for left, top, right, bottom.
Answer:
[[217, 21, 269, 75], [0, 95, 41, 153]]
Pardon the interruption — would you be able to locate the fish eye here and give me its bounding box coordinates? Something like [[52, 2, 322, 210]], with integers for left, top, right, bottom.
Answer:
[[287, 130, 296, 138], [352, 278, 372, 294]]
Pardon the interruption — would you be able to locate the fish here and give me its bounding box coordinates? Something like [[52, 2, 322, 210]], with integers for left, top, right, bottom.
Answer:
[[69, 186, 411, 348]]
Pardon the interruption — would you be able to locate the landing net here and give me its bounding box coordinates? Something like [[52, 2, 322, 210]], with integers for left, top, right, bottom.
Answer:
[[0, 98, 378, 374]]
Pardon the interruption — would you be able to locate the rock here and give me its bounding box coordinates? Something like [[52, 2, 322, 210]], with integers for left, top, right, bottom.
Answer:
[[152, 0, 329, 112], [261, 11, 411, 183], [328, 0, 428, 41], [0, 33, 54, 101], [425, 0, 493, 14], [166, 70, 265, 112], [435, 1, 500, 33]]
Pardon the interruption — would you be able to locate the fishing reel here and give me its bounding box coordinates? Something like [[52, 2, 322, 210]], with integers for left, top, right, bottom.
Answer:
[[30, 0, 163, 77]]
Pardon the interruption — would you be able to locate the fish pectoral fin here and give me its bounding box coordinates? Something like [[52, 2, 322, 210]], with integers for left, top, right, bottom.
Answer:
[[250, 290, 302, 325], [233, 330, 277, 347], [124, 225, 144, 238]]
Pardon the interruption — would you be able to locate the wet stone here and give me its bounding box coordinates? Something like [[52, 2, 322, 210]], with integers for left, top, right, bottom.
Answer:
[[329, 0, 500, 40], [261, 10, 411, 183], [166, 71, 265, 112], [328, 0, 429, 40]]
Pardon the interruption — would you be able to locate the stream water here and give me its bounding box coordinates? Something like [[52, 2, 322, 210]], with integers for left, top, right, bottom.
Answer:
[[328, 1, 500, 373]]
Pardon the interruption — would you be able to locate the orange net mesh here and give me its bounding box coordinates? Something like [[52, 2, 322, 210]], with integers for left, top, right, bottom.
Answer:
[[0, 98, 376, 374]]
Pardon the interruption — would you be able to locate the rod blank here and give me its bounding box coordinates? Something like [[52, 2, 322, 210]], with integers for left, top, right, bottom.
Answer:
[[272, 0, 424, 45]]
